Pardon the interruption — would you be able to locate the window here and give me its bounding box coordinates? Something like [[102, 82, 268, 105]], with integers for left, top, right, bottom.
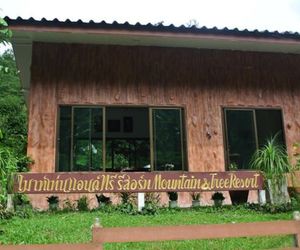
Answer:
[[57, 106, 186, 172], [105, 107, 150, 172], [152, 108, 185, 171], [223, 108, 285, 170]]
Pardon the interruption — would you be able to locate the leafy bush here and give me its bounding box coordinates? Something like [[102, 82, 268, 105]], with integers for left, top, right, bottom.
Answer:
[[13, 193, 30, 209], [117, 202, 138, 215], [47, 196, 59, 212], [211, 192, 225, 201], [167, 192, 178, 201], [119, 192, 134, 204], [95, 194, 111, 207], [190, 192, 201, 201], [62, 198, 76, 212], [0, 50, 31, 208], [145, 192, 160, 204], [15, 205, 34, 219], [0, 146, 17, 206], [0, 50, 29, 170], [76, 196, 89, 211], [244, 202, 294, 213], [141, 201, 159, 215], [141, 193, 160, 215], [0, 204, 13, 220], [47, 196, 59, 204], [116, 192, 138, 215]]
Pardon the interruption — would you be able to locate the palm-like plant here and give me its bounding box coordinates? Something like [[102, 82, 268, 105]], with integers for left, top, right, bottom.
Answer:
[[250, 135, 291, 205], [250, 136, 290, 180]]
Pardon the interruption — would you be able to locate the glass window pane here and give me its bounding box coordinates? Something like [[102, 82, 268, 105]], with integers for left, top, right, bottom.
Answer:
[[105, 107, 150, 172], [153, 109, 184, 171], [255, 109, 285, 147], [225, 110, 257, 169], [91, 108, 103, 171], [58, 106, 71, 171], [73, 108, 91, 171]]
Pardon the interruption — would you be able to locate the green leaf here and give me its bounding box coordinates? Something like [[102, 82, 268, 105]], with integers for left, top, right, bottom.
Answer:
[[0, 18, 8, 27]]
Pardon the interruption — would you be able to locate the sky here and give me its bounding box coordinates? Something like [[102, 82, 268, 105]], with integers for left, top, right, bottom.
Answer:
[[1, 0, 300, 52]]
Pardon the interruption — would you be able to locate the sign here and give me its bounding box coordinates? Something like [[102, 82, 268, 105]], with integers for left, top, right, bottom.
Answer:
[[14, 171, 263, 194]]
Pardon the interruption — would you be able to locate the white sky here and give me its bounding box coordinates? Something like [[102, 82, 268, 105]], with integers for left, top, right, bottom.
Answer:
[[1, 0, 300, 52]]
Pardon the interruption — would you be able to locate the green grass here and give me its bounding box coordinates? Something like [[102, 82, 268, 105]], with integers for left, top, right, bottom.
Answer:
[[0, 206, 295, 249]]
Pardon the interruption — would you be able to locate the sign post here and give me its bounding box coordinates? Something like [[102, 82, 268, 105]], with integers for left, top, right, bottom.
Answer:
[[138, 193, 145, 211]]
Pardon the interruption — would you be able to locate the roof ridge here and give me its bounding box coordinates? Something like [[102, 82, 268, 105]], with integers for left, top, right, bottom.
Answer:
[[4, 16, 300, 40]]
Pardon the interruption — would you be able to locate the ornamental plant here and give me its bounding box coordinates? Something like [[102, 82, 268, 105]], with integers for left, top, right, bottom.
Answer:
[[47, 196, 59, 211], [77, 195, 89, 211], [211, 192, 225, 201], [190, 192, 201, 201], [95, 194, 111, 207], [250, 135, 291, 205], [167, 192, 178, 201], [250, 136, 291, 180]]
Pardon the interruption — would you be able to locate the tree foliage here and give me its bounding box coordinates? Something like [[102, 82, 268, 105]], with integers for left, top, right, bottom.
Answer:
[[0, 18, 12, 45], [0, 50, 29, 169], [0, 17, 12, 74], [0, 50, 30, 205]]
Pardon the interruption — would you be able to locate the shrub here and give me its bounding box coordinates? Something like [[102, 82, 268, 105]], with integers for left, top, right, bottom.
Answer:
[[167, 192, 178, 201], [141, 201, 159, 215], [117, 192, 138, 215], [77, 196, 89, 211], [13, 193, 30, 209], [95, 194, 111, 207], [0, 204, 13, 220], [145, 192, 160, 204], [117, 202, 138, 215], [62, 198, 76, 212], [190, 192, 201, 201], [47, 196, 59, 212], [0, 146, 17, 206], [141, 193, 160, 215], [211, 192, 225, 201], [119, 192, 133, 204], [245, 202, 294, 213], [15, 205, 34, 219]]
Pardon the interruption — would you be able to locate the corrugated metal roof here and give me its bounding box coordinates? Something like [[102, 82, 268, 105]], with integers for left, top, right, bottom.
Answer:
[[5, 16, 300, 41]]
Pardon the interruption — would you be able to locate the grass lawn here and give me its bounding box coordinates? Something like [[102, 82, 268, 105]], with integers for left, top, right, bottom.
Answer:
[[0, 206, 296, 249]]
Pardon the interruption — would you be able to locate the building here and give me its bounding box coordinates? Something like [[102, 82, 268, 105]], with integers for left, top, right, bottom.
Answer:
[[6, 17, 300, 208]]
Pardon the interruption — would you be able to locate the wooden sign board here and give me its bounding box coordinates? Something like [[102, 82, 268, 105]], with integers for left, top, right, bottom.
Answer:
[[14, 171, 263, 194]]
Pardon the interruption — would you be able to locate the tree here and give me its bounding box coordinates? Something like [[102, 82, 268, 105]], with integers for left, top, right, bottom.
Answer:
[[0, 17, 12, 73], [0, 17, 29, 211]]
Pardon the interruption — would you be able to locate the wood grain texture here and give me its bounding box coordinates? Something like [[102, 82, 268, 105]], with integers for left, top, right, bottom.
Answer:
[[28, 42, 300, 175], [92, 220, 300, 244]]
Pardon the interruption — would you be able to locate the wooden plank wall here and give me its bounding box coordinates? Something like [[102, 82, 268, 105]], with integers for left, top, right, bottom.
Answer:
[[28, 42, 300, 174]]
